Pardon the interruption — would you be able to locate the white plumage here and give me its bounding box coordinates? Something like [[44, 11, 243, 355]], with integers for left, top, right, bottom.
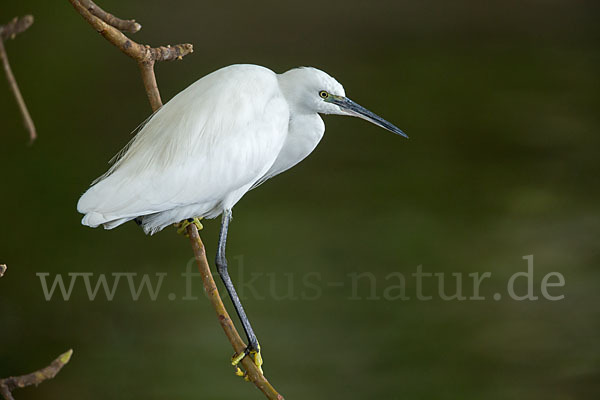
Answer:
[[78, 64, 406, 234]]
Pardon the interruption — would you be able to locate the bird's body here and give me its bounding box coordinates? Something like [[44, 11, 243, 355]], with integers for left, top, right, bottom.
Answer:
[[78, 63, 407, 371], [79, 65, 337, 234]]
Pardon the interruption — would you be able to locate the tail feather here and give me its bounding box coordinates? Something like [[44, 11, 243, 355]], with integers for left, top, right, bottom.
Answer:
[[81, 212, 106, 228], [80, 211, 134, 230]]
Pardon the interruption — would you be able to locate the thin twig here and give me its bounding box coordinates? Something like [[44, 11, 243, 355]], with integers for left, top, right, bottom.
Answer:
[[78, 0, 141, 33], [68, 1, 284, 398], [67, 0, 193, 110], [0, 16, 36, 144], [0, 350, 73, 400], [0, 16, 34, 41]]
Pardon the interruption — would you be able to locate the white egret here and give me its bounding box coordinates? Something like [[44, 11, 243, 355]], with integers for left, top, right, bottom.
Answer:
[[78, 64, 407, 370]]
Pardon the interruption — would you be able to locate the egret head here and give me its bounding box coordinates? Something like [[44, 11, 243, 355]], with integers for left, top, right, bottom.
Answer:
[[281, 67, 408, 138]]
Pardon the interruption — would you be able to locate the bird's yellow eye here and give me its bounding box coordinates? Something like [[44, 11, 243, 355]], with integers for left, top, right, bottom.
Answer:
[[319, 90, 329, 99]]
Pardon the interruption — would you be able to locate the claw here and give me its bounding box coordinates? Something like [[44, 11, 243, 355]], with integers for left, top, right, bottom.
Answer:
[[175, 217, 203, 236], [231, 343, 263, 378], [250, 344, 263, 374]]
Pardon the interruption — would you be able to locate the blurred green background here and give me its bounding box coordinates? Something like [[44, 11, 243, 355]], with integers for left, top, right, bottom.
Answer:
[[1, 0, 599, 399]]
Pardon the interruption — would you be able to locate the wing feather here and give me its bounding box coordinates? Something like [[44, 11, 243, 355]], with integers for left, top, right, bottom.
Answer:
[[78, 65, 289, 226]]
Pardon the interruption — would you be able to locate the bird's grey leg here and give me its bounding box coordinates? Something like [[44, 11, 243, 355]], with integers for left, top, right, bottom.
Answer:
[[215, 209, 260, 353]]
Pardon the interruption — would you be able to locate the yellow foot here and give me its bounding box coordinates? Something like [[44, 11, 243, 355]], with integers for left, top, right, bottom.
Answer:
[[175, 217, 203, 236], [232, 343, 263, 380]]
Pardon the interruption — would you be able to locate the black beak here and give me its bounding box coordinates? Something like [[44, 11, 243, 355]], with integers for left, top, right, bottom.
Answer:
[[330, 96, 408, 138]]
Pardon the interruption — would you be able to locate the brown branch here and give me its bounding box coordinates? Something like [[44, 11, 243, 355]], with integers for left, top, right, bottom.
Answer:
[[187, 225, 284, 399], [0, 350, 73, 400], [68, 0, 193, 110], [69, 1, 283, 398], [0, 16, 36, 144]]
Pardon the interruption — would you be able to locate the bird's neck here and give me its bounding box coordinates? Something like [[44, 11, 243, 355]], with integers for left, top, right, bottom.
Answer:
[[277, 73, 317, 116]]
